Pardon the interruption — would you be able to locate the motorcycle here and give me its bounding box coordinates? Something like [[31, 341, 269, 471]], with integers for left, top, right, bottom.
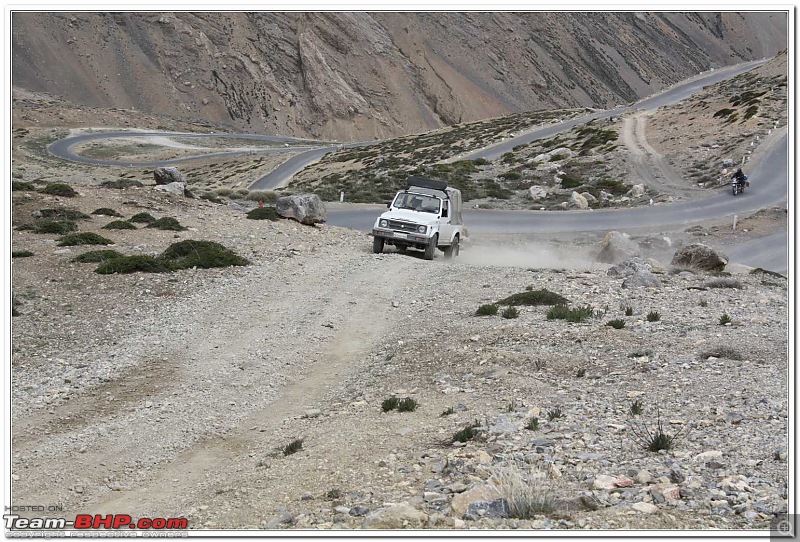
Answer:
[[731, 175, 749, 196]]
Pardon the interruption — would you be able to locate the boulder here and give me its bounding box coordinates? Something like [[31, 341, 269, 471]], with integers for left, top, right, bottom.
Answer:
[[361, 503, 427, 529], [153, 167, 185, 185], [599, 190, 614, 201], [450, 484, 502, 518], [671, 243, 728, 272], [582, 192, 598, 203], [153, 181, 187, 196], [596, 231, 641, 264], [528, 186, 548, 200], [464, 499, 510, 521], [276, 194, 327, 225], [607, 257, 652, 277], [569, 191, 589, 209], [622, 270, 662, 289], [636, 235, 673, 251], [628, 184, 645, 198]]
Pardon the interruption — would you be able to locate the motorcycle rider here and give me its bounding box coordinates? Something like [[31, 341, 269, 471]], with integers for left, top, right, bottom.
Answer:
[[731, 168, 749, 187]]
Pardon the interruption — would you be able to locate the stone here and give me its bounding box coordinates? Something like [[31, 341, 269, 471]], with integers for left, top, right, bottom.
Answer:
[[632, 502, 659, 513], [349, 506, 369, 517], [651, 483, 680, 502], [593, 475, 619, 490], [635, 470, 652, 485], [622, 269, 662, 289], [569, 191, 589, 209], [694, 450, 724, 468], [582, 191, 598, 203], [671, 243, 728, 272], [464, 499, 510, 520], [607, 257, 652, 277], [528, 186, 548, 200], [488, 415, 519, 435], [628, 184, 645, 198], [153, 181, 187, 196], [599, 190, 614, 201], [276, 193, 327, 225], [361, 503, 427, 529], [450, 484, 502, 518], [596, 231, 641, 264], [153, 166, 185, 185]]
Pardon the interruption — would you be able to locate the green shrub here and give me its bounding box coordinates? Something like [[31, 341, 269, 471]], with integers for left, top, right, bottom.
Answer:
[[546, 304, 593, 322], [606, 318, 626, 329], [475, 303, 499, 316], [440, 407, 455, 417], [452, 422, 480, 443], [283, 438, 304, 456], [526, 417, 539, 431], [57, 232, 113, 246], [576, 368, 586, 378], [129, 212, 156, 224], [559, 174, 582, 189], [629, 400, 644, 416], [91, 208, 123, 217], [12, 181, 36, 191], [102, 220, 137, 230], [40, 183, 78, 197], [381, 397, 400, 412], [623, 305, 633, 316], [95, 255, 171, 274], [100, 179, 143, 189], [699, 299, 708, 307], [646, 311, 661, 322], [501, 306, 519, 319], [37, 208, 90, 220], [719, 313, 732, 325], [628, 410, 683, 453], [499, 171, 521, 180], [705, 278, 744, 289], [159, 240, 250, 269], [547, 407, 564, 421], [498, 289, 568, 306], [147, 217, 187, 231], [397, 397, 418, 412], [12, 250, 34, 258], [73, 250, 124, 263], [472, 158, 489, 166], [31, 220, 78, 234], [246, 207, 281, 221]]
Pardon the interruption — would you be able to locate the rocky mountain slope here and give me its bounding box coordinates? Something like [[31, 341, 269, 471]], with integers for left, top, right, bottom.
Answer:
[[12, 12, 787, 140]]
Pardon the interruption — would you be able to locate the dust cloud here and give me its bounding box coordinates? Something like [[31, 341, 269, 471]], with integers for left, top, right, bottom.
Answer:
[[458, 239, 606, 271]]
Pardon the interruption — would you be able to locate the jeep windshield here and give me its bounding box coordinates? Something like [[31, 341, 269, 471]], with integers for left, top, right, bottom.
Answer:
[[392, 192, 441, 214]]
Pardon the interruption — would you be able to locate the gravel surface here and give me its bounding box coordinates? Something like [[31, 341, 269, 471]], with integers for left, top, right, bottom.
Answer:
[[10, 183, 788, 533]]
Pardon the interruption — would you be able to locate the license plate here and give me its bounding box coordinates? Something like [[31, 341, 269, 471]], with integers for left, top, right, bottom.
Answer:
[[393, 232, 407, 239]]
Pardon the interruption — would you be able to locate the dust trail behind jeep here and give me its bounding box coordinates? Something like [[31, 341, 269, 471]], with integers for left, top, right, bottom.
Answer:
[[371, 176, 466, 260]]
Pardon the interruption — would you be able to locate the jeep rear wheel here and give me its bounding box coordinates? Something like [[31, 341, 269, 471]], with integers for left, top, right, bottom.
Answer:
[[444, 235, 459, 259], [372, 237, 384, 254], [424, 234, 438, 260]]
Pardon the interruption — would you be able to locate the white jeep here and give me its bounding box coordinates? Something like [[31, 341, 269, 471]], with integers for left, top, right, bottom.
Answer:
[[371, 176, 465, 260]]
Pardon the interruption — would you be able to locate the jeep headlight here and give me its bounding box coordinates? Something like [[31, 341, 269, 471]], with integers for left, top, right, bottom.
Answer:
[[417, 225, 427, 234], [379, 219, 388, 228]]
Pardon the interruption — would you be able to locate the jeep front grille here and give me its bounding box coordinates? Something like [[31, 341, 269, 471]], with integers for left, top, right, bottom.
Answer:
[[387, 220, 418, 232]]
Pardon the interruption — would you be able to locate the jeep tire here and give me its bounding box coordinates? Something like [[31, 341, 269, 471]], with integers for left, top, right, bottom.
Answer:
[[372, 236, 384, 254], [444, 235, 459, 259], [424, 234, 438, 260]]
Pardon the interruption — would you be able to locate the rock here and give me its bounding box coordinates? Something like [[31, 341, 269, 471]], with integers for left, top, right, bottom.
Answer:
[[632, 502, 659, 513], [637, 235, 672, 250], [599, 190, 614, 201], [349, 506, 369, 517], [445, 482, 468, 494], [635, 470, 652, 485], [153, 167, 185, 185], [582, 192, 598, 203], [628, 184, 645, 198], [450, 484, 502, 518], [153, 181, 187, 196], [725, 263, 756, 275], [651, 483, 680, 502], [622, 269, 662, 289], [276, 194, 327, 225], [671, 243, 728, 272], [569, 191, 589, 209], [528, 186, 548, 200], [596, 231, 641, 264], [303, 409, 322, 418], [334, 506, 350, 514], [488, 415, 519, 435], [464, 499, 510, 520], [607, 257, 652, 277], [694, 450, 724, 468], [361, 503, 427, 529], [722, 158, 735, 167], [593, 475, 619, 490]]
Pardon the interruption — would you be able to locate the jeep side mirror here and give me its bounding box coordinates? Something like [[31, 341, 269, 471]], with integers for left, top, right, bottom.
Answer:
[[386, 202, 391, 208]]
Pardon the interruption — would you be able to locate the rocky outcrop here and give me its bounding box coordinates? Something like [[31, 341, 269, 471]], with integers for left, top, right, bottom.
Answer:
[[671, 243, 728, 272], [569, 191, 589, 210], [276, 194, 328, 225], [596, 231, 640, 264], [361, 503, 427, 529], [153, 181, 187, 196], [153, 167, 185, 186]]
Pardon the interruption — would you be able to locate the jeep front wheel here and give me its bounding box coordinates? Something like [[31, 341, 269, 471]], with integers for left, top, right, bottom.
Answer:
[[372, 237, 384, 254], [424, 234, 438, 260]]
